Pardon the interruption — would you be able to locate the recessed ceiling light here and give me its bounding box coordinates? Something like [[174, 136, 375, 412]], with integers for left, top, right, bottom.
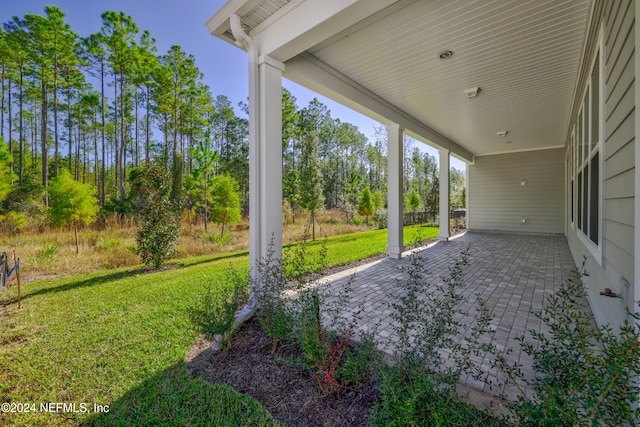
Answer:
[[464, 87, 480, 98], [438, 50, 453, 60], [497, 131, 508, 137]]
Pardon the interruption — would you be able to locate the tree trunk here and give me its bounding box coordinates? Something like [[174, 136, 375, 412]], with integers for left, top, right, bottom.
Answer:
[[145, 85, 150, 161], [100, 61, 106, 206], [134, 89, 139, 166], [18, 66, 24, 186], [67, 88, 72, 175], [1, 62, 4, 142], [74, 224, 79, 254], [41, 79, 49, 207], [204, 177, 208, 232], [54, 72, 59, 177], [94, 111, 99, 190], [119, 68, 126, 202], [7, 79, 12, 172]]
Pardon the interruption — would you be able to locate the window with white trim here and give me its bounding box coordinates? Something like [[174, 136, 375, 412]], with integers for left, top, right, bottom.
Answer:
[[569, 43, 602, 248]]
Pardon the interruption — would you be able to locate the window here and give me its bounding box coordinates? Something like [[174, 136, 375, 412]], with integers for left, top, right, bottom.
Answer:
[[569, 44, 602, 249]]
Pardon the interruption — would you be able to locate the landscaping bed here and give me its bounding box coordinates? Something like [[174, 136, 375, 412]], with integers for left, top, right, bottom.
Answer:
[[187, 317, 377, 427]]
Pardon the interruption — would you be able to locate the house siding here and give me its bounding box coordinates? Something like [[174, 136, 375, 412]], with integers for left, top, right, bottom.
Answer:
[[468, 148, 564, 235], [566, 0, 635, 329]]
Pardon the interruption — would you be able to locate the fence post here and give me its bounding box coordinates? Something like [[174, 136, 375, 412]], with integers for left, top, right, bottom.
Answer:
[[0, 252, 6, 290]]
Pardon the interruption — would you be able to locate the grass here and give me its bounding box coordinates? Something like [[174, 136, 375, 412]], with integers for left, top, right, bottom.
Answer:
[[0, 224, 438, 426]]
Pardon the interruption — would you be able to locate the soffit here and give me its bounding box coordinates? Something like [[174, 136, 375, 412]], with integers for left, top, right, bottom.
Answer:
[[304, 0, 591, 156], [207, 0, 293, 44]]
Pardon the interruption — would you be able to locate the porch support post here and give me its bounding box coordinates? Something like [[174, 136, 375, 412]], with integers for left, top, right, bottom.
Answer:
[[439, 148, 451, 241], [465, 162, 470, 229], [249, 54, 284, 288], [386, 124, 404, 258]]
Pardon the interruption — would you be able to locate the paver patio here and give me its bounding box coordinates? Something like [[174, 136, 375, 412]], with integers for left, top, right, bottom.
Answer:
[[319, 231, 582, 401]]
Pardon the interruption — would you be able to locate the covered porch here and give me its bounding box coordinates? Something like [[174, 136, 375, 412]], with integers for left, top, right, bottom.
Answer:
[[205, 0, 592, 284], [319, 231, 580, 400]]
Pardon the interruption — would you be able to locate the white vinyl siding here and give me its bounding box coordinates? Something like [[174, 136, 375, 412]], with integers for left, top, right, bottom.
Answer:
[[468, 148, 564, 234]]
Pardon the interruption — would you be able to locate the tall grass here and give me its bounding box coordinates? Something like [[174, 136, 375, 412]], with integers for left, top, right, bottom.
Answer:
[[0, 209, 404, 282]]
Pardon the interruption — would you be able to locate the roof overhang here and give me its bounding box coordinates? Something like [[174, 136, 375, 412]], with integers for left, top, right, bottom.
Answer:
[[207, 0, 592, 164]]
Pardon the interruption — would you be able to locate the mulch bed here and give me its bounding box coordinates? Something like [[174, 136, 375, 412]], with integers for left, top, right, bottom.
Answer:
[[185, 234, 458, 426], [186, 317, 379, 427]]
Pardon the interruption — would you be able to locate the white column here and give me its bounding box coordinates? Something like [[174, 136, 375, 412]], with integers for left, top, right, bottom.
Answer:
[[249, 54, 284, 286], [465, 162, 470, 229], [386, 124, 404, 258], [439, 148, 451, 241]]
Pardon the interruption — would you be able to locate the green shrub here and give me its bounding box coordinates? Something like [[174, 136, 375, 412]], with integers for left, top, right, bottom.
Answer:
[[254, 237, 329, 353], [497, 261, 640, 426], [293, 278, 368, 394], [132, 162, 181, 269], [373, 208, 387, 229], [203, 232, 232, 245], [372, 368, 502, 427], [336, 329, 380, 386], [253, 243, 294, 354], [255, 237, 376, 394], [189, 267, 249, 349], [371, 249, 498, 425], [96, 237, 122, 250], [37, 242, 60, 261]]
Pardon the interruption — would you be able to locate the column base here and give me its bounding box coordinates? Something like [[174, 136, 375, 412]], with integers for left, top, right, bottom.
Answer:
[[438, 233, 450, 242], [386, 245, 405, 259]]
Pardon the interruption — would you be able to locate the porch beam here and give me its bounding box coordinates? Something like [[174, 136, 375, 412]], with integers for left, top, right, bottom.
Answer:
[[284, 53, 474, 163], [386, 124, 404, 258], [250, 0, 398, 62], [439, 148, 450, 241]]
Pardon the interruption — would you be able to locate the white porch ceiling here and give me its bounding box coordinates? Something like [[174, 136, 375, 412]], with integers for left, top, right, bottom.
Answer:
[[208, 0, 592, 160]]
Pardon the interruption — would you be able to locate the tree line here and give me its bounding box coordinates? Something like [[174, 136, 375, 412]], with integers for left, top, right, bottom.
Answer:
[[0, 6, 464, 233]]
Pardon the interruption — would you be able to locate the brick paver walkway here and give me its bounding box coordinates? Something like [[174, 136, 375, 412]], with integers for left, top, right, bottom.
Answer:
[[319, 231, 579, 400]]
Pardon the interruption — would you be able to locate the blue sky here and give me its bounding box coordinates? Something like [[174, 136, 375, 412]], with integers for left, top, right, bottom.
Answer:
[[0, 0, 464, 169]]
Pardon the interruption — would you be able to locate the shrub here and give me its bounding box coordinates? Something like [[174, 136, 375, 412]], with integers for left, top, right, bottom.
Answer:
[[253, 243, 294, 354], [293, 276, 369, 395], [0, 211, 28, 234], [132, 162, 181, 269], [255, 237, 377, 394], [373, 208, 387, 229], [254, 236, 328, 353], [189, 267, 249, 349], [202, 232, 232, 245], [37, 242, 60, 261], [371, 249, 498, 426], [496, 261, 640, 426]]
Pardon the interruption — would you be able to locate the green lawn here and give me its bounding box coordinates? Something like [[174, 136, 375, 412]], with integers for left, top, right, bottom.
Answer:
[[0, 225, 437, 426]]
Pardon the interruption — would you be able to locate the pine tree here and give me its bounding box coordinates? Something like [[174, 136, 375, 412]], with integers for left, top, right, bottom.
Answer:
[[210, 174, 241, 237], [48, 170, 99, 254], [188, 134, 218, 231], [358, 186, 375, 226]]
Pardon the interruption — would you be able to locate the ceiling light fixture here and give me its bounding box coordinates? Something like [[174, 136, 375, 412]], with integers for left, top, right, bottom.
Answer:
[[464, 87, 480, 98], [438, 50, 453, 60]]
